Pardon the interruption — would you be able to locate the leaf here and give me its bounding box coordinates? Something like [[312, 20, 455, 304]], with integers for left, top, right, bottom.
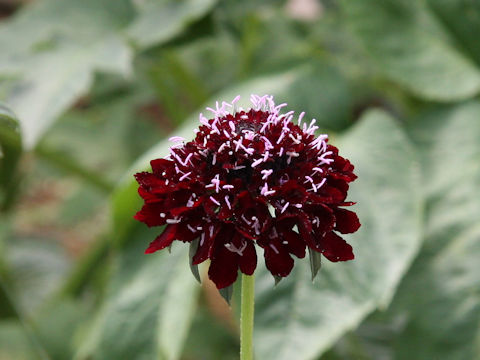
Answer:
[[427, 0, 480, 66], [0, 0, 134, 149], [253, 110, 423, 360], [75, 227, 200, 360], [0, 320, 39, 360], [219, 284, 234, 306], [340, 0, 480, 101], [390, 102, 480, 360], [189, 239, 201, 284], [0, 103, 21, 210], [308, 247, 321, 281], [127, 0, 217, 49], [0, 0, 216, 149]]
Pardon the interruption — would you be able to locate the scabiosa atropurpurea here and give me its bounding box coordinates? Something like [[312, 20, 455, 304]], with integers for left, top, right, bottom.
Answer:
[[134, 94, 360, 289]]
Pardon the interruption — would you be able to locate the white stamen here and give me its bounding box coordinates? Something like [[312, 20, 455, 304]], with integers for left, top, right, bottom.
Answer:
[[225, 241, 247, 256], [252, 158, 263, 168], [263, 151, 270, 162], [225, 196, 231, 209], [241, 215, 252, 225], [209, 196, 220, 206], [269, 244, 279, 254], [166, 218, 181, 224], [298, 111, 305, 126], [169, 136, 185, 142], [179, 172, 191, 181], [261, 169, 273, 180], [281, 202, 289, 214]]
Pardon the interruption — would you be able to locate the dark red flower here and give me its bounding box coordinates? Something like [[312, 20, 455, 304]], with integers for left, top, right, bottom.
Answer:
[[134, 95, 360, 289]]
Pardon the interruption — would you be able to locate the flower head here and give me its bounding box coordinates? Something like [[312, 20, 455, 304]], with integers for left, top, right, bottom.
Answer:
[[134, 95, 360, 289]]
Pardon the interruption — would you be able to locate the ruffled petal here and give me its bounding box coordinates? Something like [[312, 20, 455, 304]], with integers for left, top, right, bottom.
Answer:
[[334, 208, 361, 234], [263, 239, 294, 277], [238, 239, 257, 275], [321, 231, 354, 262], [192, 224, 219, 265], [145, 225, 177, 254], [208, 244, 239, 288]]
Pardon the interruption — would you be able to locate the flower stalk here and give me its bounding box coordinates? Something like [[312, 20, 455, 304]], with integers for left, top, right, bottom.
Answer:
[[240, 274, 255, 360]]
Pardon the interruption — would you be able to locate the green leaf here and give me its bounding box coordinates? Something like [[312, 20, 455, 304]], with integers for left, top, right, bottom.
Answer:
[[308, 247, 322, 281], [0, 103, 21, 210], [0, 321, 40, 360], [340, 0, 480, 101], [189, 239, 201, 284], [390, 102, 480, 360], [253, 110, 423, 360], [0, 0, 134, 149], [427, 0, 480, 66], [75, 227, 200, 360], [127, 0, 217, 50], [219, 284, 234, 306]]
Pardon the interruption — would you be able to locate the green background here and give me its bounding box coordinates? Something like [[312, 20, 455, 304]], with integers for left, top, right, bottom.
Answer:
[[0, 0, 479, 359]]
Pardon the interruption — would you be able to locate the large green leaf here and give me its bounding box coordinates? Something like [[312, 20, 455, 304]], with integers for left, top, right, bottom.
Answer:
[[253, 110, 422, 360], [0, 103, 21, 210], [340, 0, 480, 101], [390, 102, 480, 359], [127, 0, 217, 49], [75, 226, 200, 360], [0, 0, 218, 149], [0, 0, 134, 149]]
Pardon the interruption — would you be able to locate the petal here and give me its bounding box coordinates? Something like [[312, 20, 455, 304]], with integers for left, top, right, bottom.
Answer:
[[334, 208, 361, 234], [238, 240, 257, 275], [144, 225, 177, 254], [208, 244, 239, 289], [174, 222, 200, 243], [134, 203, 166, 227], [192, 224, 219, 265], [207, 224, 240, 288], [263, 240, 294, 277], [282, 229, 306, 258], [321, 231, 354, 262], [150, 158, 173, 175]]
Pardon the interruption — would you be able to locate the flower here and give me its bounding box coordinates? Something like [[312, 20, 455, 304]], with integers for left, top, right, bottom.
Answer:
[[134, 95, 360, 289]]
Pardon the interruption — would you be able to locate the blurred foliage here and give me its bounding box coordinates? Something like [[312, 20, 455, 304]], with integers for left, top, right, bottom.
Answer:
[[0, 0, 479, 359]]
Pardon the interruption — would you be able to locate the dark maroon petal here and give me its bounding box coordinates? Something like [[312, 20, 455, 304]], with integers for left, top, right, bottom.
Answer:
[[296, 213, 317, 249], [282, 229, 306, 258], [150, 158, 173, 174], [192, 223, 220, 265], [208, 244, 239, 289], [134, 203, 166, 227], [238, 240, 257, 275], [134, 171, 162, 188], [321, 231, 354, 262], [263, 239, 294, 277], [145, 225, 177, 254], [334, 208, 361, 234]]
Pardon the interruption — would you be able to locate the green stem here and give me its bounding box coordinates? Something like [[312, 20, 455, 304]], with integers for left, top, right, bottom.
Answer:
[[240, 274, 255, 360]]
